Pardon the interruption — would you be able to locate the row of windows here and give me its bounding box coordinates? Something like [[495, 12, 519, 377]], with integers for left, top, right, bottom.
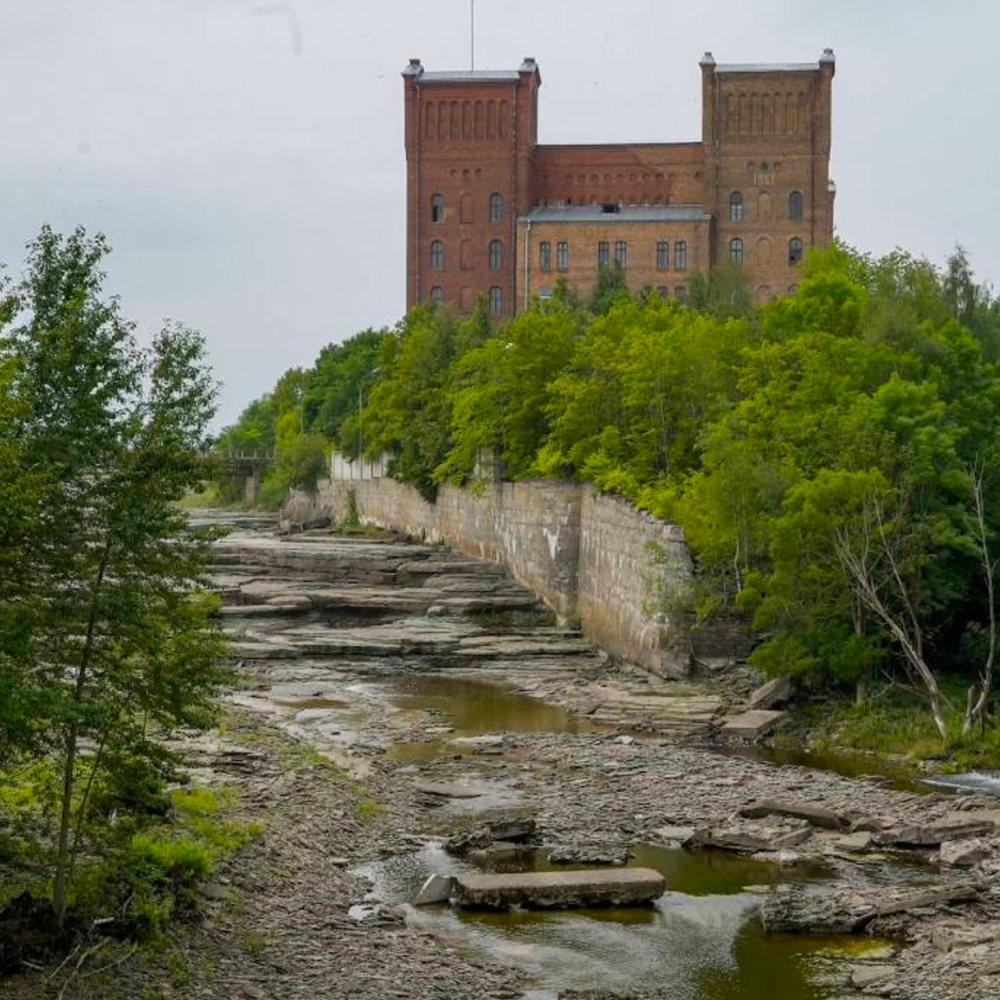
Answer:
[[730, 236, 804, 266], [538, 239, 688, 272], [430, 239, 506, 271], [730, 190, 803, 222], [431, 192, 504, 224], [429, 285, 504, 316]]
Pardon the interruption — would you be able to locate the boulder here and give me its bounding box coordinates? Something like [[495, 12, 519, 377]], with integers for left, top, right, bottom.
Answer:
[[692, 818, 812, 854], [761, 889, 877, 934], [939, 839, 991, 868], [446, 816, 537, 856], [739, 798, 848, 831], [748, 676, 794, 711], [836, 831, 874, 854], [652, 825, 696, 846], [412, 873, 454, 906], [451, 868, 665, 910]]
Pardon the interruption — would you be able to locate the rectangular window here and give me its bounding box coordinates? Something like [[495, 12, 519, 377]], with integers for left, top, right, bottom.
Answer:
[[557, 241, 569, 271], [674, 241, 687, 270], [675, 284, 687, 303], [597, 241, 610, 267], [656, 241, 669, 270], [539, 241, 551, 271], [615, 240, 627, 268]]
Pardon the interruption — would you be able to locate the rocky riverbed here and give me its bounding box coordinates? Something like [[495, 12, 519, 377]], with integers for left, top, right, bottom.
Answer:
[[10, 511, 998, 1000]]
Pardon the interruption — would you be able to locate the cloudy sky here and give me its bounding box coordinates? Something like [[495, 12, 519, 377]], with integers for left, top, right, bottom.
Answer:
[[2, 0, 997, 426]]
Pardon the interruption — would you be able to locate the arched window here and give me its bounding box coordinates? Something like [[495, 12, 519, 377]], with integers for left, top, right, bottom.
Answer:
[[557, 241, 569, 270], [431, 194, 445, 223], [789, 190, 803, 221], [730, 237, 744, 266], [730, 191, 744, 222], [430, 240, 444, 270], [429, 286, 444, 303], [539, 241, 552, 271], [789, 237, 804, 266], [489, 192, 504, 224], [489, 240, 503, 271], [489, 286, 503, 316], [656, 242, 669, 270], [615, 240, 627, 268], [675, 241, 687, 270]]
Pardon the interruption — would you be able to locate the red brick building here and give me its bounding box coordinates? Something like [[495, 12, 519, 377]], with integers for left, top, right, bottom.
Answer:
[[403, 51, 835, 317]]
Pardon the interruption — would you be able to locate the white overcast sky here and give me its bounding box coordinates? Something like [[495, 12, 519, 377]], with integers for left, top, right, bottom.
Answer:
[[1, 0, 998, 427]]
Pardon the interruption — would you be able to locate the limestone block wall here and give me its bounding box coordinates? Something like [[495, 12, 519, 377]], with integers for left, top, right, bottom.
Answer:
[[578, 491, 693, 678], [284, 467, 710, 675]]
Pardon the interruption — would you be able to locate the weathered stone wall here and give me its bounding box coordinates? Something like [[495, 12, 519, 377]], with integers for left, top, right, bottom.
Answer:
[[284, 472, 706, 675], [578, 491, 692, 678]]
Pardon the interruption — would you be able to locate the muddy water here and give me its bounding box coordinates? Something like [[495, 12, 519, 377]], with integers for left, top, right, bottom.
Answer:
[[358, 843, 885, 1000], [346, 676, 905, 999]]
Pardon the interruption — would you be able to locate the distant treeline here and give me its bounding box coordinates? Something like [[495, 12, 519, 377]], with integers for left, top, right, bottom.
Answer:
[[214, 247, 1000, 738]]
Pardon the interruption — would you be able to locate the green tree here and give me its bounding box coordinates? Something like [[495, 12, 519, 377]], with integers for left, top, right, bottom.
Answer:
[[0, 227, 229, 922]]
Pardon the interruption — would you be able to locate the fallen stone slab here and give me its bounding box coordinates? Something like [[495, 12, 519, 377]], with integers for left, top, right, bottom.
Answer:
[[446, 816, 538, 856], [413, 781, 483, 799], [875, 883, 981, 917], [547, 846, 630, 866], [850, 964, 895, 988], [652, 825, 696, 846], [836, 831, 874, 854], [720, 710, 787, 738], [761, 890, 877, 934], [931, 920, 1000, 953], [451, 868, 665, 910], [692, 819, 812, 854], [748, 676, 793, 711], [876, 818, 995, 848], [739, 799, 848, 831], [412, 873, 454, 906]]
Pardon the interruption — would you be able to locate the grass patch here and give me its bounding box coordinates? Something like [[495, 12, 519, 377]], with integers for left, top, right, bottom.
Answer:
[[802, 678, 1000, 770]]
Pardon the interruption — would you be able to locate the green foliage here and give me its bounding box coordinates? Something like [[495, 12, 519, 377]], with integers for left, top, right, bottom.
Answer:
[[0, 224, 230, 924]]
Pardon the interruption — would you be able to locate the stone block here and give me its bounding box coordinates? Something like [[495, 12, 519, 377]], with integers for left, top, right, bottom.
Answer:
[[739, 799, 848, 831], [451, 867, 665, 910], [412, 873, 454, 906], [748, 675, 793, 710], [720, 710, 787, 738]]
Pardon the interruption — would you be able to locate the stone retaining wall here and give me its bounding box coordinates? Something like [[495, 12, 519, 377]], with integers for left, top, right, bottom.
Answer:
[[284, 470, 729, 678]]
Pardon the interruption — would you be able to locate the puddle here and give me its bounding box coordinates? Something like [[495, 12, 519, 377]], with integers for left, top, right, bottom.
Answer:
[[356, 843, 874, 1000], [710, 743, 931, 795], [377, 674, 607, 761]]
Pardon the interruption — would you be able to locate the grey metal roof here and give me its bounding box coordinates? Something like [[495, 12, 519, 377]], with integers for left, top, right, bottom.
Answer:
[[715, 62, 819, 73], [418, 70, 521, 84], [522, 204, 711, 223]]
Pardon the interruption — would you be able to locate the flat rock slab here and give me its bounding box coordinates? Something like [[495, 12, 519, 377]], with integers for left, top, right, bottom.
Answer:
[[413, 781, 483, 799], [452, 867, 665, 910], [748, 675, 793, 711], [720, 710, 787, 738], [740, 798, 848, 831]]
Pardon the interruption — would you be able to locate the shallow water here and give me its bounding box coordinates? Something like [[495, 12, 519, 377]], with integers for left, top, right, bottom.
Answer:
[[357, 842, 885, 1000]]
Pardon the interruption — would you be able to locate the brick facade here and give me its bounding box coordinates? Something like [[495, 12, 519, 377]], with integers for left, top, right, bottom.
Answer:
[[403, 51, 835, 315]]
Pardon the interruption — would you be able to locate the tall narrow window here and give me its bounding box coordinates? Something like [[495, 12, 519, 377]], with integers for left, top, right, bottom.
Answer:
[[539, 241, 552, 271], [730, 237, 744, 266], [674, 241, 687, 270], [730, 191, 744, 222], [656, 285, 669, 299], [789, 190, 803, 221], [430, 240, 445, 270], [789, 237, 804, 266], [597, 241, 610, 267], [489, 192, 504, 224], [489, 239, 503, 271], [431, 194, 445, 223], [615, 240, 627, 268], [675, 284, 687, 303], [429, 286, 444, 303], [557, 241, 569, 270], [489, 286, 503, 316], [656, 241, 669, 270]]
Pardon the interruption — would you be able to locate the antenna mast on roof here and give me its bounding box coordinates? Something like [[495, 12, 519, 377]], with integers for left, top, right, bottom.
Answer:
[[471, 0, 475, 70]]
